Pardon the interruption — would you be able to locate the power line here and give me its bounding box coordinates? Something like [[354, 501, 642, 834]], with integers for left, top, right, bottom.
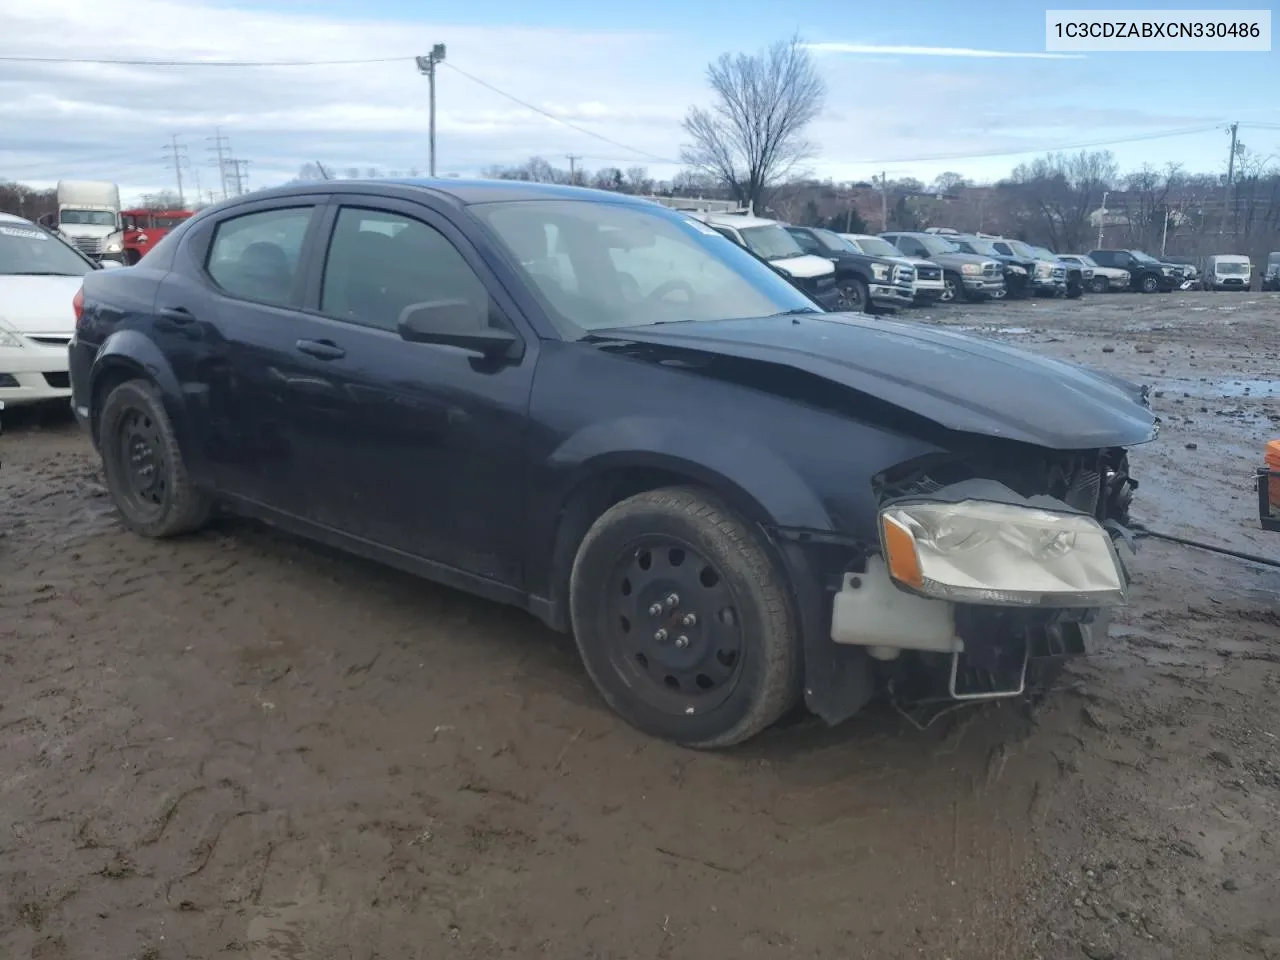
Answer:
[[439, 61, 680, 166], [0, 54, 411, 67]]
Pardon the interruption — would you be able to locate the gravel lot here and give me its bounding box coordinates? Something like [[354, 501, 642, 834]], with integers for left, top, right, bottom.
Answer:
[[2, 290, 1279, 960]]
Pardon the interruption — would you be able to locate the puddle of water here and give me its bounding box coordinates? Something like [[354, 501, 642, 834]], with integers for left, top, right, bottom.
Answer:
[[1157, 378, 1280, 398]]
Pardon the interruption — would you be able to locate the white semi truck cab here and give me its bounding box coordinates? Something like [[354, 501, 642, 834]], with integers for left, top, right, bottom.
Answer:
[[55, 180, 122, 260]]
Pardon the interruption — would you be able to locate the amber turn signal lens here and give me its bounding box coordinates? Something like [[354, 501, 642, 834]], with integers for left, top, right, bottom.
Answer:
[[881, 514, 924, 590]]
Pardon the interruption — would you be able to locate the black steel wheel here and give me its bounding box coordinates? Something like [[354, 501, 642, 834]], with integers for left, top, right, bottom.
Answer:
[[837, 277, 869, 313], [98, 379, 212, 538], [569, 487, 800, 748]]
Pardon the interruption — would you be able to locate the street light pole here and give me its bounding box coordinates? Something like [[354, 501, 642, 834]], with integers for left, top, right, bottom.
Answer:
[[416, 44, 447, 177], [1096, 190, 1109, 249]]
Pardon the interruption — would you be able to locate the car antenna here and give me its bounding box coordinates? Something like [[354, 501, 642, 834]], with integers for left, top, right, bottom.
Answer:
[[316, 161, 332, 181]]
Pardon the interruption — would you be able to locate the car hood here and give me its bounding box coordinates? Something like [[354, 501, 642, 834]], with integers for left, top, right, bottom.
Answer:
[[595, 313, 1158, 450], [0, 275, 84, 335], [930, 251, 993, 266], [770, 254, 837, 279]]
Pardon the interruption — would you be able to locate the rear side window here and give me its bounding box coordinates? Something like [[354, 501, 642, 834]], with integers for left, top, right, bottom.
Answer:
[[206, 206, 313, 306]]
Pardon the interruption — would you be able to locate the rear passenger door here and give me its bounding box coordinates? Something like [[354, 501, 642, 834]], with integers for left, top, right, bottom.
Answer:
[[155, 197, 325, 507], [282, 198, 536, 585]]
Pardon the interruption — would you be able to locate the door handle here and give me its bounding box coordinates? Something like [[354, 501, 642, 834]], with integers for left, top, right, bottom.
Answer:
[[158, 306, 194, 324], [295, 338, 346, 361]]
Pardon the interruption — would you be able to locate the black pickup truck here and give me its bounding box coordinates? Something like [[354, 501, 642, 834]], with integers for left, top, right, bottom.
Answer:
[[785, 225, 915, 314], [1089, 249, 1178, 293]]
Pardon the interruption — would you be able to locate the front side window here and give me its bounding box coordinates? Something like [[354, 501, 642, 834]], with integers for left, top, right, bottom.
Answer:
[[471, 200, 816, 336], [206, 206, 313, 306], [320, 207, 492, 333], [0, 221, 95, 277]]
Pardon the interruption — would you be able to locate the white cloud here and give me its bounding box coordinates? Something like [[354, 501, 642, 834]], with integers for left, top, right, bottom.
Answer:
[[805, 42, 1087, 61], [0, 0, 1243, 199]]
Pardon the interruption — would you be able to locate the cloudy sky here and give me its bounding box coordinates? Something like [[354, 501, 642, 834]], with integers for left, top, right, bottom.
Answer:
[[1, 0, 1278, 204]]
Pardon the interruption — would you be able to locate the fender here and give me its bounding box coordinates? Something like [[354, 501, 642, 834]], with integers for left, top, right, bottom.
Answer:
[[526, 413, 835, 623], [90, 329, 212, 487]]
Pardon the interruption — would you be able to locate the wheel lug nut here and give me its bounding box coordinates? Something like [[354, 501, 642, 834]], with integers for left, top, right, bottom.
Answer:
[[654, 629, 668, 642], [675, 635, 689, 648], [681, 613, 697, 626], [665, 593, 679, 608], [648, 602, 663, 617]]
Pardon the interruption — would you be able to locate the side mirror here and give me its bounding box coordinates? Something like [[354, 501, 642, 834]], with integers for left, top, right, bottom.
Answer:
[[397, 299, 522, 361], [98, 259, 124, 270]]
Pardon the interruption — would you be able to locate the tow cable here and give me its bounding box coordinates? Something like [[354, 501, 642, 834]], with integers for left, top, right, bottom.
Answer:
[[1130, 521, 1280, 570]]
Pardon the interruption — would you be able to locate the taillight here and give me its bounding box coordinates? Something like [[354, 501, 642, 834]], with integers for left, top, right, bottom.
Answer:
[[73, 286, 85, 332]]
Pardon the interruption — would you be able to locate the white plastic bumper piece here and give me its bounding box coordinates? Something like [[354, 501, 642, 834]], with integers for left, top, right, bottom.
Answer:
[[830, 556, 962, 661]]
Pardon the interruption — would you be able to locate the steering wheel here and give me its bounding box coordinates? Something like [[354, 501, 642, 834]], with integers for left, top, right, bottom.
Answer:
[[645, 279, 695, 303]]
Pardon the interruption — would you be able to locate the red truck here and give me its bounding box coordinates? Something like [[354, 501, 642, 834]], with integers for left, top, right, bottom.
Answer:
[[114, 208, 193, 264]]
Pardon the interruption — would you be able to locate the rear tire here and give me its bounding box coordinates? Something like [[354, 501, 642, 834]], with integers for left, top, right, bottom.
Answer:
[[98, 379, 213, 538], [569, 487, 800, 748]]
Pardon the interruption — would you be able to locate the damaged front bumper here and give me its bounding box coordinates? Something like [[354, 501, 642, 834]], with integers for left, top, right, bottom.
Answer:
[[775, 472, 1137, 723]]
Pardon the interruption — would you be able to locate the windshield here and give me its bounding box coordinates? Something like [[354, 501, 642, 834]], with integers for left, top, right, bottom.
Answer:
[[1130, 250, 1159, 263], [849, 236, 902, 258], [0, 222, 96, 276], [59, 209, 117, 227], [808, 228, 850, 253], [1073, 255, 1099, 268], [1031, 246, 1058, 260], [1217, 261, 1250, 275], [472, 200, 818, 335], [918, 235, 960, 255], [1001, 240, 1037, 258], [957, 238, 1000, 256], [738, 224, 804, 261]]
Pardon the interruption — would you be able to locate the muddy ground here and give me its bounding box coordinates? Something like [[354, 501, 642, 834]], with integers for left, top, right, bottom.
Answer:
[[2, 289, 1279, 960]]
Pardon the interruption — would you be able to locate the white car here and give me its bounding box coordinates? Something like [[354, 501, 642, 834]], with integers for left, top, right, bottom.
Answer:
[[0, 212, 102, 406], [839, 233, 946, 304], [1058, 254, 1129, 294]]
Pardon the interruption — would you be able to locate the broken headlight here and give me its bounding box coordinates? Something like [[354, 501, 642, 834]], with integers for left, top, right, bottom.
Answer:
[[879, 499, 1126, 607]]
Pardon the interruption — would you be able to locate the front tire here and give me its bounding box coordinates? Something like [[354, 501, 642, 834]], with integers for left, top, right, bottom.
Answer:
[[940, 272, 963, 303], [1140, 274, 1160, 294], [569, 487, 800, 748], [98, 379, 213, 538], [1090, 276, 1109, 294], [837, 277, 869, 313]]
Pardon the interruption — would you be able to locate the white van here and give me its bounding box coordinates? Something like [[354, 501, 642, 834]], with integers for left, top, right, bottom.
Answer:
[[1205, 254, 1252, 291]]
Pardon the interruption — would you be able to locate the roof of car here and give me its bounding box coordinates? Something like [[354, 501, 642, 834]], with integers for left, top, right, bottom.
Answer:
[[252, 177, 668, 208]]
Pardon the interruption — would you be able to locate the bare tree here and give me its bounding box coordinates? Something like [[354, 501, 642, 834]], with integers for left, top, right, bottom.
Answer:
[[680, 35, 826, 213], [929, 171, 969, 195], [624, 166, 652, 194], [1008, 150, 1118, 250]]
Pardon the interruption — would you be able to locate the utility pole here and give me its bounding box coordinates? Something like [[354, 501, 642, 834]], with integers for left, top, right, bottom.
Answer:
[[879, 171, 888, 230], [1096, 190, 1109, 249], [1226, 122, 1240, 239], [1160, 204, 1171, 257], [566, 155, 581, 186], [228, 158, 250, 196], [162, 135, 187, 208], [207, 127, 232, 200], [415, 44, 447, 177]]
